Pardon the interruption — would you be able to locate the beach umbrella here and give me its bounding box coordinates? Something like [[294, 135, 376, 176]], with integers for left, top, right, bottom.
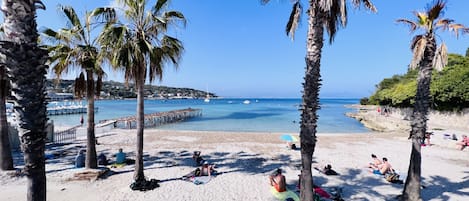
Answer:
[[280, 134, 299, 142]]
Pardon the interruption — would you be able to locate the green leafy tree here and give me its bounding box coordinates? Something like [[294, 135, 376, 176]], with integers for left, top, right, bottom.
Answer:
[[262, 0, 376, 200], [42, 6, 116, 169], [0, 0, 48, 200], [396, 1, 469, 200], [99, 0, 185, 186]]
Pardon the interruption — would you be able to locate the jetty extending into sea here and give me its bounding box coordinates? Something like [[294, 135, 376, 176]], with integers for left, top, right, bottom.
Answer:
[[100, 108, 202, 129]]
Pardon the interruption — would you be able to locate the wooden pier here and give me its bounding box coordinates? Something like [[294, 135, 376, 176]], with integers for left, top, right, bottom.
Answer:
[[100, 108, 202, 129], [47, 106, 98, 115]]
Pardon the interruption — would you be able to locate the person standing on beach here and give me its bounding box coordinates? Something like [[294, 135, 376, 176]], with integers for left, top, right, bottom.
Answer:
[[80, 115, 84, 126]]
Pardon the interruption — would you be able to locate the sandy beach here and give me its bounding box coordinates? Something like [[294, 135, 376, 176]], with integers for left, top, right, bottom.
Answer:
[[1, 127, 468, 201]]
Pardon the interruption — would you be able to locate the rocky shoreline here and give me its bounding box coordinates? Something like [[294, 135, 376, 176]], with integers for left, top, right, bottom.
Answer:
[[346, 104, 469, 133]]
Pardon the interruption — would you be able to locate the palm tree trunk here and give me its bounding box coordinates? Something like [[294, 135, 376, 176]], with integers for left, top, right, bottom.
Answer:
[[0, 66, 14, 170], [402, 34, 436, 201], [0, 40, 49, 201], [134, 75, 145, 181], [1, 1, 48, 201], [299, 2, 324, 201], [85, 70, 97, 169]]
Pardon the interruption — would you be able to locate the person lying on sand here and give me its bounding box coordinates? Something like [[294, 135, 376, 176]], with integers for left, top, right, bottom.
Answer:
[[269, 168, 286, 192], [369, 157, 392, 175], [367, 154, 382, 169], [314, 164, 339, 175], [456, 135, 469, 150]]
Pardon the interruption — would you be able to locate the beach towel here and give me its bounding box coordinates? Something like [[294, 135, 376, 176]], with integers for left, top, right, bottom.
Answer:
[[181, 169, 214, 185], [108, 163, 126, 168], [270, 187, 300, 201]]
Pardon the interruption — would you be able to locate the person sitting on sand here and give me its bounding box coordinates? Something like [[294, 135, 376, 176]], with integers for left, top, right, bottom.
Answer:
[[98, 153, 108, 166], [116, 148, 126, 164], [456, 135, 469, 150], [193, 151, 204, 166], [314, 164, 339, 175], [323, 164, 339, 175], [200, 161, 216, 176], [370, 157, 392, 175], [75, 149, 85, 168], [270, 168, 286, 192], [368, 154, 383, 169]]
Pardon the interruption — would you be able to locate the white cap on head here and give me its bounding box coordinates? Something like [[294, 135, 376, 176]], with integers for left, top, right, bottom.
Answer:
[[203, 161, 208, 165]]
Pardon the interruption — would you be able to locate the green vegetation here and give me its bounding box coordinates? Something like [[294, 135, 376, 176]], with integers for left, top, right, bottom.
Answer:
[[364, 52, 469, 110], [46, 79, 216, 99]]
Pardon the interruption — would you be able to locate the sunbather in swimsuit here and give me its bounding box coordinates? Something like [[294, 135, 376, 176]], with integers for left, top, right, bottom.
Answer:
[[457, 135, 469, 150], [270, 169, 286, 192], [370, 157, 392, 175]]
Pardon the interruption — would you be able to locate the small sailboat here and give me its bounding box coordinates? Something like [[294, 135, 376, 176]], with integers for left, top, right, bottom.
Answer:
[[204, 96, 210, 103], [204, 87, 210, 103], [243, 100, 250, 104]]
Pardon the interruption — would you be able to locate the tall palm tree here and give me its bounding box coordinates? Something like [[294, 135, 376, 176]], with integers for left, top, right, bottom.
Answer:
[[42, 6, 116, 169], [262, 0, 376, 200], [0, 61, 14, 171], [0, 0, 48, 200], [99, 0, 185, 186], [397, 1, 468, 200]]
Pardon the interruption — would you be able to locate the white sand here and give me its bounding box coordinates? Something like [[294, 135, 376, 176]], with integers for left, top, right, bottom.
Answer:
[[1, 129, 468, 201]]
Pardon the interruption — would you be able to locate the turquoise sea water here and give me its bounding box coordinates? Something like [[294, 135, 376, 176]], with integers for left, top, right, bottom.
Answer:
[[48, 98, 369, 133]]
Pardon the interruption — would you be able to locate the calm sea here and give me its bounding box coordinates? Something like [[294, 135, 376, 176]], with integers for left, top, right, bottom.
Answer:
[[48, 98, 370, 133]]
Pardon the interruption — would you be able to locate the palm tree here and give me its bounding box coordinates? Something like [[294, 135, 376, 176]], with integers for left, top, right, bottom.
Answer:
[[42, 6, 116, 169], [99, 0, 185, 186], [0, 25, 14, 171], [0, 61, 14, 171], [396, 1, 468, 200], [0, 0, 48, 200], [262, 0, 376, 200], [0, 27, 14, 170]]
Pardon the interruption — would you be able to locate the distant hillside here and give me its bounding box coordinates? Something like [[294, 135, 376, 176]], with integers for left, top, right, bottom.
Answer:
[[46, 79, 216, 99]]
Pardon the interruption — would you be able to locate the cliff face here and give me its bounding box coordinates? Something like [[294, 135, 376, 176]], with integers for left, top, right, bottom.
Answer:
[[346, 105, 469, 132]]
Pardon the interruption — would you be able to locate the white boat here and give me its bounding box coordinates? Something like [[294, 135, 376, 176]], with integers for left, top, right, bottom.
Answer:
[[204, 86, 210, 103], [243, 100, 250, 104]]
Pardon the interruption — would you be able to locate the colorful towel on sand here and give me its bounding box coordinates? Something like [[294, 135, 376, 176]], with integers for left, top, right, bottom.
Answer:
[[107, 163, 126, 168], [271, 187, 300, 201], [181, 169, 214, 185]]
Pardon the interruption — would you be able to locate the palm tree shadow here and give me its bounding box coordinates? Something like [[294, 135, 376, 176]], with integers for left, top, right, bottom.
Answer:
[[421, 174, 469, 200]]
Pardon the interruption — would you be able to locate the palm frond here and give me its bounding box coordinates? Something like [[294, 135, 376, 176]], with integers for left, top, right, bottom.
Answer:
[[154, 0, 169, 14], [433, 43, 447, 71], [339, 0, 347, 27], [35, 0, 46, 10], [90, 7, 117, 24], [59, 5, 85, 40], [285, 1, 302, 40], [448, 23, 468, 39], [410, 35, 427, 69], [396, 19, 418, 32], [319, 0, 333, 12], [427, 0, 445, 21], [415, 12, 429, 27], [360, 0, 377, 12], [435, 18, 453, 31]]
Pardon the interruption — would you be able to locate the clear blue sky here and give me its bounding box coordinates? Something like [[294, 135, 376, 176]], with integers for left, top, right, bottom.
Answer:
[[6, 0, 469, 98]]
